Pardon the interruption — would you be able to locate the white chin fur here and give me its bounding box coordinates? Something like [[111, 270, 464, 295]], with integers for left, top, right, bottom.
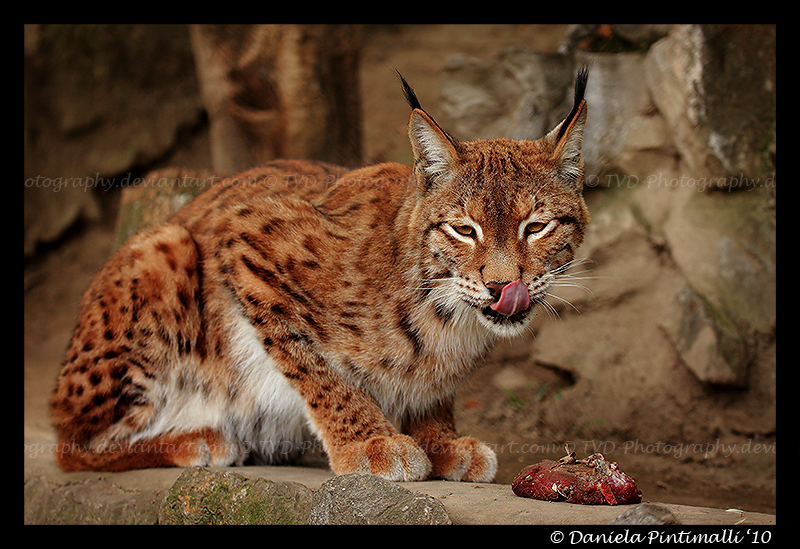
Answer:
[[475, 307, 533, 338]]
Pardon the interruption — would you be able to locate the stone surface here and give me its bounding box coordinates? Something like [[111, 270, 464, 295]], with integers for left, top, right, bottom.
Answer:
[[159, 467, 313, 525], [662, 285, 750, 387], [24, 468, 182, 525], [643, 25, 775, 182], [113, 167, 218, 249], [23, 462, 775, 525], [661, 185, 776, 335], [608, 503, 680, 525], [24, 24, 203, 256], [439, 49, 575, 143], [310, 473, 451, 525], [576, 51, 672, 178]]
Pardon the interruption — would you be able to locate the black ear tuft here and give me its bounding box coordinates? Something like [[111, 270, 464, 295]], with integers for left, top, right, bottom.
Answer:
[[573, 65, 589, 104], [556, 66, 589, 143], [396, 70, 423, 111]]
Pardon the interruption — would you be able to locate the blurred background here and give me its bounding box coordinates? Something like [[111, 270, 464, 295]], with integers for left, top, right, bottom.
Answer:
[[24, 24, 775, 513]]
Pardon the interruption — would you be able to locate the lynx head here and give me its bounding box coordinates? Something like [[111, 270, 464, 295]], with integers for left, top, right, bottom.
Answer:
[[401, 68, 591, 337]]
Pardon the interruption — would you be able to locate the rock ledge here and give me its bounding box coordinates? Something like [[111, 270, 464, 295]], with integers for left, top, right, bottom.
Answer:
[[24, 464, 776, 525]]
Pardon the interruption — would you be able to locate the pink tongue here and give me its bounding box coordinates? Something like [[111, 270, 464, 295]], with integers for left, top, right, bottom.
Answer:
[[489, 279, 530, 316]]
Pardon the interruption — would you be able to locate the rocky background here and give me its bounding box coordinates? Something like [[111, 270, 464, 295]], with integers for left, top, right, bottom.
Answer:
[[24, 25, 775, 514]]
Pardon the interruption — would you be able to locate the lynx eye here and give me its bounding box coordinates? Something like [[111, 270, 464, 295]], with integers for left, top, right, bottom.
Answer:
[[525, 221, 548, 235], [452, 225, 477, 238]]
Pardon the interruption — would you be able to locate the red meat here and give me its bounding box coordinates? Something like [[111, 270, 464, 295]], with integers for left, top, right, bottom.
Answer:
[[512, 452, 642, 505]]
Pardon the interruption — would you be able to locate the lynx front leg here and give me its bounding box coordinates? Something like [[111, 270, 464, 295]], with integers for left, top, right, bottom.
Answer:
[[268, 346, 431, 481], [405, 400, 498, 482]]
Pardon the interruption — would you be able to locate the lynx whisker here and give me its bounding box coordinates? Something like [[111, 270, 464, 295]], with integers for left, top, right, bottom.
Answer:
[[545, 291, 582, 315], [537, 295, 563, 321], [549, 257, 597, 298], [551, 256, 594, 274], [550, 279, 593, 296]]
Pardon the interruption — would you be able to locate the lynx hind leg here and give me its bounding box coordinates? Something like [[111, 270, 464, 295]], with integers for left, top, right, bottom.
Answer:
[[55, 428, 243, 472], [51, 224, 236, 471]]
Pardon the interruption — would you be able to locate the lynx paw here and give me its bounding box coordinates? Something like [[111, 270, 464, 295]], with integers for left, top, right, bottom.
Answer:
[[167, 429, 245, 467], [330, 434, 432, 481], [427, 436, 498, 483]]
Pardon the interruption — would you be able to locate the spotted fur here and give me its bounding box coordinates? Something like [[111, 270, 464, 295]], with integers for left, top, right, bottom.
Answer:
[[52, 69, 590, 481]]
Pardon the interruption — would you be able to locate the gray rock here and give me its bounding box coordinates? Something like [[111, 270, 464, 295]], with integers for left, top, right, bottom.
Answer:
[[25, 474, 164, 525], [559, 25, 672, 54], [663, 186, 775, 335], [309, 473, 452, 525], [657, 180, 775, 391], [439, 49, 575, 144], [663, 285, 750, 387], [575, 51, 672, 179], [159, 467, 313, 525], [24, 24, 202, 257], [644, 25, 775, 183], [608, 503, 680, 525], [612, 25, 673, 48], [439, 47, 673, 182]]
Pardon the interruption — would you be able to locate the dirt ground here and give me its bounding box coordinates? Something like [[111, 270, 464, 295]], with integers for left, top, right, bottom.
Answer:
[[24, 25, 775, 515]]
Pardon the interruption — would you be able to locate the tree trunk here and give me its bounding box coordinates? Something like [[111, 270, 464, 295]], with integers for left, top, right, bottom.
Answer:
[[190, 24, 363, 174]]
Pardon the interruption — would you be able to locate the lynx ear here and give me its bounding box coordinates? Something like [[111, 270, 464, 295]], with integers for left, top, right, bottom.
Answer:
[[546, 67, 589, 191], [398, 72, 461, 191], [408, 109, 460, 189]]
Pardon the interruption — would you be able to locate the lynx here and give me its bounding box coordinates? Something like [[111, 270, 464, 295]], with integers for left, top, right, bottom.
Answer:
[[51, 68, 590, 482]]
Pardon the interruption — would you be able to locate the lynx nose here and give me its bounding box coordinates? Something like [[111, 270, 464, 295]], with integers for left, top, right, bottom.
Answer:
[[485, 282, 511, 300], [487, 279, 530, 316]]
